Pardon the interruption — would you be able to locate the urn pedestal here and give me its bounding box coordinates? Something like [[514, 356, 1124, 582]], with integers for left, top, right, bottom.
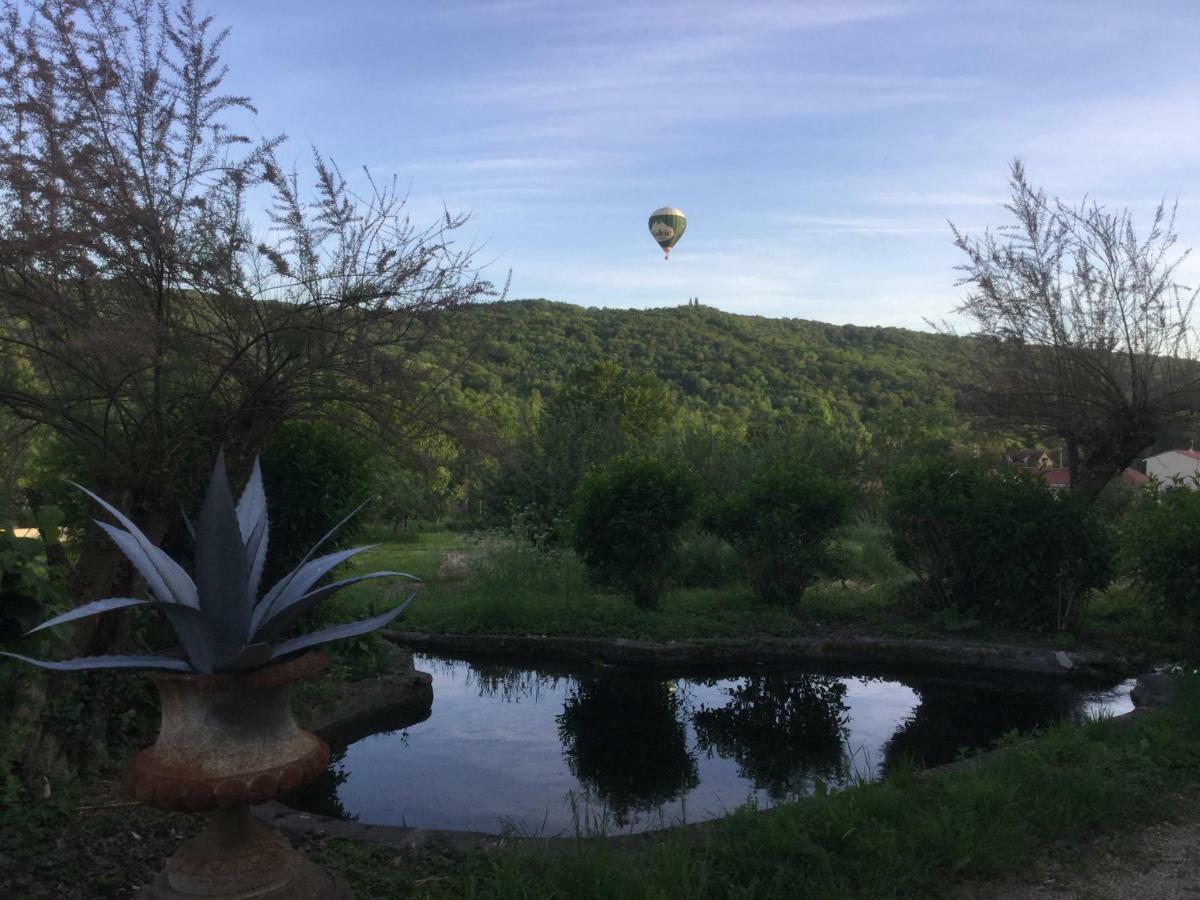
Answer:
[[124, 652, 347, 899]]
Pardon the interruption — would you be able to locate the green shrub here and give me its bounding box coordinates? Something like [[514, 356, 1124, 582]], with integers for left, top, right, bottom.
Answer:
[[260, 421, 377, 584], [886, 458, 1113, 631], [669, 527, 742, 588], [488, 364, 675, 545], [570, 457, 696, 608], [0, 527, 68, 802], [0, 529, 65, 648], [827, 519, 909, 586], [705, 462, 853, 605], [1122, 485, 1200, 656]]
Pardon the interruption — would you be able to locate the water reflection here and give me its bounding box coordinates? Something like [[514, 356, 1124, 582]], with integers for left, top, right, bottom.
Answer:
[[288, 655, 1134, 834], [557, 676, 698, 825], [693, 675, 851, 800], [882, 676, 1106, 772]]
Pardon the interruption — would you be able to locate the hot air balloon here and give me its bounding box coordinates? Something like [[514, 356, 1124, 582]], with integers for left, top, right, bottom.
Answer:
[[648, 207, 686, 259]]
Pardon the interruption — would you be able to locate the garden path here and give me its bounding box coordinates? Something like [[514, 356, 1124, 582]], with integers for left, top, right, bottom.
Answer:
[[962, 798, 1200, 900]]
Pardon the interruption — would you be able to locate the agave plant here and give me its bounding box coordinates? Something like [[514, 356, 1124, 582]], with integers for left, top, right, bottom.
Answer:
[[1, 452, 420, 673]]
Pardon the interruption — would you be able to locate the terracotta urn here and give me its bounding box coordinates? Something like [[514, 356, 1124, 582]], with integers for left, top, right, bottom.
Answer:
[[124, 651, 346, 899]]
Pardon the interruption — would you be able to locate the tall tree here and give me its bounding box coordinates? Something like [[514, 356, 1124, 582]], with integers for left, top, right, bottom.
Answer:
[[0, 0, 493, 633], [951, 161, 1200, 497]]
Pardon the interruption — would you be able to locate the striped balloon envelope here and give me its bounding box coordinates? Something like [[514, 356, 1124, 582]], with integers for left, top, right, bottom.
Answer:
[[648, 207, 686, 259]]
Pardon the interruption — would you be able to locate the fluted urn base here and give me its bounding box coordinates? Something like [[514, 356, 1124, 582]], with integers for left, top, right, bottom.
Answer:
[[128, 652, 344, 899], [139, 807, 347, 899]]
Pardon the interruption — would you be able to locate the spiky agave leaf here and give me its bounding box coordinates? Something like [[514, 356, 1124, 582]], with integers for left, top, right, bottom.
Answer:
[[235, 458, 267, 540], [236, 458, 269, 604], [249, 544, 375, 636], [26, 597, 157, 634], [254, 571, 418, 642], [268, 585, 423, 662], [16, 596, 211, 671], [73, 485, 198, 609], [193, 450, 250, 671], [249, 500, 369, 629], [4, 453, 421, 676], [0, 651, 192, 672], [91, 525, 216, 665]]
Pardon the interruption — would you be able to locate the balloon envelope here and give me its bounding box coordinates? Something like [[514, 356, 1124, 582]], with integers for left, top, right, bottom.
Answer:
[[649, 207, 686, 258]]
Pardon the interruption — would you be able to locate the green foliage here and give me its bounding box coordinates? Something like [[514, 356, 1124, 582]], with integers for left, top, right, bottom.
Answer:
[[431, 299, 968, 479], [401, 539, 600, 634], [886, 458, 1114, 631], [0, 529, 66, 800], [570, 457, 697, 608], [827, 519, 909, 587], [261, 421, 379, 582], [668, 528, 742, 588], [492, 363, 676, 543], [1121, 485, 1200, 656], [372, 466, 449, 533], [705, 461, 853, 605], [0, 527, 65, 647], [4, 453, 420, 673]]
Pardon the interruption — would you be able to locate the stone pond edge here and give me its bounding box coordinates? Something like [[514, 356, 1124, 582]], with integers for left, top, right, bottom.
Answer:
[[382, 629, 1138, 681]]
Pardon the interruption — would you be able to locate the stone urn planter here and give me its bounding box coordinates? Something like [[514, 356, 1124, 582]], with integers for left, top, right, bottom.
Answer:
[[124, 651, 346, 899], [4, 455, 423, 897]]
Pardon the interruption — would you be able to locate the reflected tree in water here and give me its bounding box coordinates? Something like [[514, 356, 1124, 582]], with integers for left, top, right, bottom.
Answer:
[[285, 706, 424, 821], [285, 744, 356, 821], [467, 660, 567, 703], [693, 675, 850, 801], [882, 677, 1078, 773], [557, 675, 698, 825]]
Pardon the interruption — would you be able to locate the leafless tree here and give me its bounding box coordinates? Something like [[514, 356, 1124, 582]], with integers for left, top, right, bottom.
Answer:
[[0, 0, 495, 641], [951, 160, 1200, 499]]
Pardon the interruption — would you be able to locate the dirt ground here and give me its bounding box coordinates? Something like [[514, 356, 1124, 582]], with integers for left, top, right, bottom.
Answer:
[[961, 797, 1200, 900]]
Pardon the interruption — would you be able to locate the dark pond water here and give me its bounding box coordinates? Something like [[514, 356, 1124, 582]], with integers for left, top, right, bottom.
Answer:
[[289, 654, 1135, 835]]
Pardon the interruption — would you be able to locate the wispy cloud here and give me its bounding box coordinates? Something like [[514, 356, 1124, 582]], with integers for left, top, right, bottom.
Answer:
[[222, 0, 1200, 326]]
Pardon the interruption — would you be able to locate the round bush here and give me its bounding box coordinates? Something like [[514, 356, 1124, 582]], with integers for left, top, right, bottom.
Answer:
[[1122, 486, 1200, 655], [886, 457, 1113, 631], [705, 461, 853, 605], [569, 457, 696, 608]]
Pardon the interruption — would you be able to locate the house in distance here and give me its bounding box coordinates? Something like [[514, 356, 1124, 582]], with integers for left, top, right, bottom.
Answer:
[[1145, 449, 1200, 488]]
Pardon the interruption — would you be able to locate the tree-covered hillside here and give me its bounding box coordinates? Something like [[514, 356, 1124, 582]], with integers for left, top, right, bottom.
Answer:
[[433, 299, 969, 453]]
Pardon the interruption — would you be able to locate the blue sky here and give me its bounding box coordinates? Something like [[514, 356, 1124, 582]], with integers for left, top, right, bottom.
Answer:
[[217, 0, 1200, 328]]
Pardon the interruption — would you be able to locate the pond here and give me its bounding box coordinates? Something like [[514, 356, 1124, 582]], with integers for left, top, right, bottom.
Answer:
[[288, 654, 1135, 836]]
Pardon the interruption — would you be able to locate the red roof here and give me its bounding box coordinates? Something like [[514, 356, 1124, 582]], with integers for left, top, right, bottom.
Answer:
[[1175, 449, 1200, 460], [1031, 466, 1148, 488], [1039, 467, 1071, 486]]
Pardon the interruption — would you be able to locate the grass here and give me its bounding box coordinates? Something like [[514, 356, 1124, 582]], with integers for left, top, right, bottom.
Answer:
[[1082, 580, 1183, 660], [308, 676, 1200, 898], [331, 522, 1185, 656], [344, 534, 909, 641]]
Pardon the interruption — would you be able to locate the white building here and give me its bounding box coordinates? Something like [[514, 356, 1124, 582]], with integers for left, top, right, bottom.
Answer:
[[1144, 449, 1200, 488]]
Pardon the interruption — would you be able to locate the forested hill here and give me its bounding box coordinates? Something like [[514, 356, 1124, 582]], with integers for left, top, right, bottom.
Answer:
[[437, 299, 969, 447]]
